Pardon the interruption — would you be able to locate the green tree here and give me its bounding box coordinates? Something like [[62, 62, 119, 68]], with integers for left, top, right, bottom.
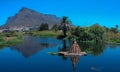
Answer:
[[103, 26, 109, 32], [109, 25, 119, 33], [51, 24, 58, 32], [39, 23, 49, 31], [71, 26, 92, 41], [89, 24, 105, 43], [116, 25, 119, 30]]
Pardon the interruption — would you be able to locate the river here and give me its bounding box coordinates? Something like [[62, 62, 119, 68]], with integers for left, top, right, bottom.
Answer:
[[0, 36, 120, 72]]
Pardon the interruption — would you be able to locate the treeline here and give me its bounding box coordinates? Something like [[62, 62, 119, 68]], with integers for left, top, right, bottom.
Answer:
[[30, 16, 120, 44], [70, 23, 120, 44], [38, 23, 58, 32], [105, 25, 120, 44], [37, 22, 120, 44], [70, 24, 105, 43]]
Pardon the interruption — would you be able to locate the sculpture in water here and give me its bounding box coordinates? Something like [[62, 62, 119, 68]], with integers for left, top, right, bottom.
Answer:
[[58, 16, 70, 36], [69, 39, 81, 54]]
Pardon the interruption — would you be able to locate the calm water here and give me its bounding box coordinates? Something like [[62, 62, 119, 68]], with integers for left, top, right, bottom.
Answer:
[[0, 36, 120, 72]]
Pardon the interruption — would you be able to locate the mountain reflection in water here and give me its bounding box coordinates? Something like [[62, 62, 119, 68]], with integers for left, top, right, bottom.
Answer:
[[10, 36, 61, 58]]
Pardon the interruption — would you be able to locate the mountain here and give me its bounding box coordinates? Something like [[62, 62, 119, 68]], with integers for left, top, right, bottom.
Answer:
[[3, 7, 61, 29]]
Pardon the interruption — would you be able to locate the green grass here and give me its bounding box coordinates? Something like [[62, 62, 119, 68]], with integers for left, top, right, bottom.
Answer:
[[106, 32, 120, 44], [107, 38, 120, 44], [28, 30, 63, 37], [48, 52, 58, 56], [0, 30, 62, 48], [0, 32, 24, 48], [6, 38, 23, 46], [0, 38, 23, 48]]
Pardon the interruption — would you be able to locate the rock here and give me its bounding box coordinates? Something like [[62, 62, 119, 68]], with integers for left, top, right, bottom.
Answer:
[[2, 7, 61, 29]]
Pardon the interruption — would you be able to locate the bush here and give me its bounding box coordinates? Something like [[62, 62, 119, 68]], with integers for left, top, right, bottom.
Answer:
[[39, 23, 49, 31], [89, 24, 106, 42]]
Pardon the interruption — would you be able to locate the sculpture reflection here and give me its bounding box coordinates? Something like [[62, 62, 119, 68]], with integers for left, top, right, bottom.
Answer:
[[70, 55, 80, 71], [58, 40, 106, 71], [58, 40, 70, 60], [58, 40, 82, 71], [59, 40, 69, 52]]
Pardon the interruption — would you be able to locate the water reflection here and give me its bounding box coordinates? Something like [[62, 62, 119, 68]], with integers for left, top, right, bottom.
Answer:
[[58, 40, 81, 71], [58, 40, 106, 71], [107, 44, 120, 49], [1, 36, 107, 70], [78, 42, 106, 56], [70, 55, 80, 71], [60, 40, 69, 51], [0, 36, 120, 72], [10, 36, 60, 58], [58, 40, 106, 56], [58, 40, 72, 60]]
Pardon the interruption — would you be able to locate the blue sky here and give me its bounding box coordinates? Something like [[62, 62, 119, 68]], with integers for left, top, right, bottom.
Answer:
[[0, 0, 120, 28]]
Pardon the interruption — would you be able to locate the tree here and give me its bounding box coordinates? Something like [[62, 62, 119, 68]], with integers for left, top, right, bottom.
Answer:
[[110, 27, 117, 33], [89, 23, 105, 43], [51, 24, 58, 32], [116, 25, 119, 30], [103, 26, 109, 32], [71, 26, 92, 41], [110, 25, 119, 33], [39, 23, 49, 31]]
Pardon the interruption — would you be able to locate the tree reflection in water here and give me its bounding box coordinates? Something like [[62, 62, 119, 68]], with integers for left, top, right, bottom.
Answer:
[[58, 40, 106, 71], [78, 42, 106, 56]]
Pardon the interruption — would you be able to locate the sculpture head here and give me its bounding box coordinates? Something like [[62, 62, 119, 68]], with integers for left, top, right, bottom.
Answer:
[[73, 39, 77, 44]]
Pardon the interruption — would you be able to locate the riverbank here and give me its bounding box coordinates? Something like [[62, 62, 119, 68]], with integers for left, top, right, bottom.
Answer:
[[0, 30, 120, 49], [27, 30, 120, 44], [106, 32, 120, 44], [0, 32, 23, 48], [0, 30, 63, 48], [27, 30, 63, 37]]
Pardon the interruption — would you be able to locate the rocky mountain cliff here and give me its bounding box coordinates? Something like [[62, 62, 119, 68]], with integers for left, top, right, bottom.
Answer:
[[3, 7, 61, 29]]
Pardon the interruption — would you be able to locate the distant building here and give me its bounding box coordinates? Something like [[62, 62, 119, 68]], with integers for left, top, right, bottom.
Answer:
[[0, 29, 10, 33], [9, 26, 30, 32], [29, 26, 39, 31], [0, 30, 2, 33], [9, 27, 23, 32], [22, 27, 30, 31], [9, 26, 39, 32]]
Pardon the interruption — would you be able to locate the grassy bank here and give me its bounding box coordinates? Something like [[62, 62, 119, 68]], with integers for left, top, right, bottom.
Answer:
[[27, 30, 63, 37], [0, 37, 23, 48], [26, 30, 120, 44], [0, 30, 62, 48], [0, 32, 23, 48], [0, 29, 120, 49], [106, 32, 120, 44]]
